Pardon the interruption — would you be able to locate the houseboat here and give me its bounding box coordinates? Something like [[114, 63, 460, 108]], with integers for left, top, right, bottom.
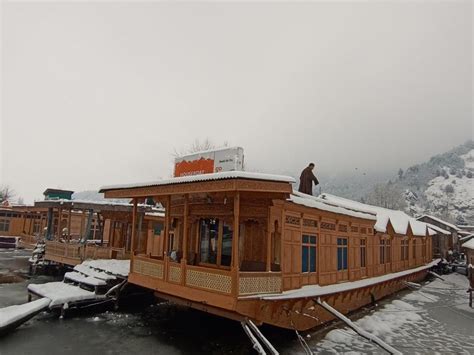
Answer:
[[100, 171, 435, 331], [34, 199, 163, 266]]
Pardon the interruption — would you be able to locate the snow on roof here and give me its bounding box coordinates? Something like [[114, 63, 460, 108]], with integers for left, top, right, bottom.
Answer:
[[64, 272, 107, 287], [417, 215, 460, 232], [459, 234, 474, 242], [0, 298, 51, 329], [319, 194, 428, 236], [35, 198, 134, 208], [462, 238, 474, 250], [426, 223, 451, 235], [100, 171, 296, 192], [289, 192, 377, 221], [249, 259, 440, 301], [28, 282, 103, 307]]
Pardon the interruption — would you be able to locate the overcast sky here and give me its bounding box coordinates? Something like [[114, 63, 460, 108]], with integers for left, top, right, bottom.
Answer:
[[1, 1, 472, 203]]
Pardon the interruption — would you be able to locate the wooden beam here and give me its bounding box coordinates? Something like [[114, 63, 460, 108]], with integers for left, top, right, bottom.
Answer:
[[164, 195, 171, 255], [67, 208, 72, 242], [131, 199, 138, 256], [182, 194, 189, 262]]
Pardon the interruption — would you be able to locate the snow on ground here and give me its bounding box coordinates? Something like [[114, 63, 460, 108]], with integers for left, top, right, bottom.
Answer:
[[0, 298, 51, 329], [81, 259, 130, 277], [314, 272, 474, 354], [28, 282, 104, 307]]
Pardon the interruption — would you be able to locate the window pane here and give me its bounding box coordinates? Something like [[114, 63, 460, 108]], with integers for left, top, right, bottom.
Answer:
[[310, 236, 316, 244], [343, 248, 348, 269], [199, 218, 219, 264], [302, 246, 309, 272], [221, 223, 233, 266], [309, 246, 316, 272], [337, 247, 342, 270], [302, 235, 309, 244]]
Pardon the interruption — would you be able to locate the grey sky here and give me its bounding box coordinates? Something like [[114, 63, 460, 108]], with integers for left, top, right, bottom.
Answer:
[[1, 1, 472, 203]]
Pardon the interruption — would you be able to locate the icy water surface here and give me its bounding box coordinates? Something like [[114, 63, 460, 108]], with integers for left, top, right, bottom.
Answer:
[[0, 249, 473, 354]]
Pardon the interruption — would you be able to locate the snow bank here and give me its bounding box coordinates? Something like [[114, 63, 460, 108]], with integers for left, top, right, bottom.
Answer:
[[0, 298, 51, 328], [28, 282, 102, 307], [99, 171, 296, 192]]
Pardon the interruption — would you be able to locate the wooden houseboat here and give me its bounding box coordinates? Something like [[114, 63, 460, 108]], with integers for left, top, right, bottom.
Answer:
[[100, 171, 435, 331], [34, 199, 163, 266]]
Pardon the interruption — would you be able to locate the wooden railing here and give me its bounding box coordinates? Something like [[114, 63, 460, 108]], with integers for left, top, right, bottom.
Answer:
[[185, 265, 232, 294], [239, 272, 282, 295], [133, 255, 164, 279], [44, 241, 130, 263]]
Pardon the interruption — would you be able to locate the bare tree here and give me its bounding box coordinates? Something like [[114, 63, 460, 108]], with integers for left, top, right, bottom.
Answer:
[[0, 185, 16, 202], [173, 138, 229, 157], [365, 183, 406, 210]]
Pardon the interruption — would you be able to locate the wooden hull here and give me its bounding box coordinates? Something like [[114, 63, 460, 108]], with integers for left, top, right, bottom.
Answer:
[[236, 268, 429, 331], [151, 267, 429, 331]]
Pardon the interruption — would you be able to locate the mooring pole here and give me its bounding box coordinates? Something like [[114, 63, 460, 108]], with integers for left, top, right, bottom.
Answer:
[[316, 298, 402, 355]]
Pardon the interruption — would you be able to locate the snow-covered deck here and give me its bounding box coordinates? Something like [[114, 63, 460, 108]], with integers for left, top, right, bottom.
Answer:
[[0, 298, 51, 330], [28, 282, 104, 307], [242, 259, 440, 301]]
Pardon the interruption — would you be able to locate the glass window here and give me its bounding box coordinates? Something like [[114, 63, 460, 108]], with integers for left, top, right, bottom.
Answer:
[[0, 219, 10, 232], [153, 222, 164, 236], [302, 234, 317, 273], [360, 239, 366, 268], [200, 218, 219, 264], [337, 238, 348, 271], [380, 240, 385, 264], [221, 223, 233, 267]]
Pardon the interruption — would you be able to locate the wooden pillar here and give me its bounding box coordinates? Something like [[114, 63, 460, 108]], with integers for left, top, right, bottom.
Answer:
[[164, 195, 171, 255], [22, 213, 27, 234], [67, 209, 72, 242], [79, 210, 85, 240], [57, 208, 62, 240], [232, 192, 240, 269], [182, 194, 189, 263], [266, 218, 272, 272], [131, 199, 137, 255], [232, 192, 240, 296], [137, 212, 143, 252]]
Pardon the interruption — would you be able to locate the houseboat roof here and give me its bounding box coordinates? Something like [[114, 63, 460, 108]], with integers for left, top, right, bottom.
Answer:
[[319, 193, 428, 236], [417, 214, 461, 232], [289, 192, 377, 221], [34, 199, 152, 212], [462, 238, 474, 250], [100, 171, 295, 191], [426, 223, 452, 235], [99, 171, 295, 198]]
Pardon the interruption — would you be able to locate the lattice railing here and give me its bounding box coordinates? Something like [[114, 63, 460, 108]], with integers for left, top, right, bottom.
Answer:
[[133, 257, 164, 279], [185, 267, 232, 294], [239, 272, 282, 295], [168, 264, 182, 284], [45, 241, 66, 257]]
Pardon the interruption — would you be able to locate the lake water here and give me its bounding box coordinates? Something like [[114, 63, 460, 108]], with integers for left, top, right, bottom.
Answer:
[[1, 249, 473, 355]]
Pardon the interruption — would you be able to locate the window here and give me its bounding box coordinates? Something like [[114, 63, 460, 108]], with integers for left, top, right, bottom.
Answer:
[[337, 238, 348, 271], [0, 219, 10, 232], [153, 222, 164, 236], [221, 223, 233, 267], [380, 239, 386, 264], [413, 239, 416, 258], [386, 239, 391, 263], [302, 235, 317, 273], [33, 221, 41, 234], [360, 239, 366, 268], [199, 218, 233, 267], [401, 239, 409, 261]]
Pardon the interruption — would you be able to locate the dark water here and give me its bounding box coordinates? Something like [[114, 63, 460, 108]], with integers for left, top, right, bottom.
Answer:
[[1, 250, 473, 355]]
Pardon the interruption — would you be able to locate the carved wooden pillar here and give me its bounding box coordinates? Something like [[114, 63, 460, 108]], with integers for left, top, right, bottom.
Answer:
[[182, 194, 189, 262], [232, 192, 240, 296], [67, 208, 72, 242], [164, 195, 171, 255]]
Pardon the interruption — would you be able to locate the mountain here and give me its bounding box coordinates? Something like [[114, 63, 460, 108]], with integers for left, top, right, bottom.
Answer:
[[369, 140, 474, 224]]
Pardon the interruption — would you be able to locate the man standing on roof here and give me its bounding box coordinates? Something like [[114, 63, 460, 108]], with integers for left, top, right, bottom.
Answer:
[[298, 163, 319, 195]]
